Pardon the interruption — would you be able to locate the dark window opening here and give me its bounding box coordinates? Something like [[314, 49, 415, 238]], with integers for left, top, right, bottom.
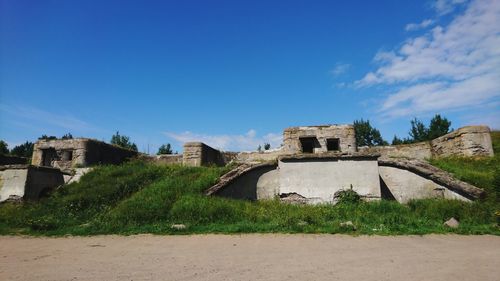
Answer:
[[300, 137, 317, 153], [41, 148, 58, 167], [61, 150, 73, 161], [327, 138, 340, 151]]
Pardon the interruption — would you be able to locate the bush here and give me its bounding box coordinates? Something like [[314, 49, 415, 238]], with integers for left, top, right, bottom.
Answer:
[[334, 187, 361, 204]]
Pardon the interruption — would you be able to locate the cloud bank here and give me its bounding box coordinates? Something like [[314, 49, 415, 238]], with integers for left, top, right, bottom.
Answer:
[[357, 0, 500, 121]]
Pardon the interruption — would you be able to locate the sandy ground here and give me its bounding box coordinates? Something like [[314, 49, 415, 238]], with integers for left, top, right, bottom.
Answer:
[[1, 234, 499, 281]]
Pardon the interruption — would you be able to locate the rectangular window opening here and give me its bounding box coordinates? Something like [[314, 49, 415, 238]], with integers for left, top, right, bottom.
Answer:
[[61, 150, 73, 161], [300, 137, 317, 153], [327, 138, 340, 151]]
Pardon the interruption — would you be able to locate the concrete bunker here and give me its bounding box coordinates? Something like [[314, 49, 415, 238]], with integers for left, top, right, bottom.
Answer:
[[207, 155, 483, 204], [32, 138, 138, 171], [204, 124, 490, 204], [284, 125, 356, 154], [0, 165, 64, 202]]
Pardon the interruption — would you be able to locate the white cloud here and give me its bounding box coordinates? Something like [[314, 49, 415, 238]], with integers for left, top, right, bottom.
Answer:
[[433, 0, 468, 15], [405, 19, 435, 31], [358, 0, 500, 119], [164, 130, 282, 152], [0, 104, 94, 132], [330, 63, 351, 76]]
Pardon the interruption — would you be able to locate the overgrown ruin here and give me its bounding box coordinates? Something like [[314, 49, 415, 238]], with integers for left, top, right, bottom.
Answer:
[[0, 138, 138, 202], [206, 125, 492, 204], [0, 124, 494, 203]]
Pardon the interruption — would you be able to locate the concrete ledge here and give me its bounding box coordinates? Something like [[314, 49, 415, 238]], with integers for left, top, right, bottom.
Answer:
[[378, 158, 485, 200], [205, 162, 277, 196], [279, 152, 380, 162]]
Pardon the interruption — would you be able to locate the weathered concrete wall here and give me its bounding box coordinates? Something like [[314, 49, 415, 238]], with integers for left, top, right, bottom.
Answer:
[[278, 154, 380, 204], [379, 166, 469, 203], [378, 158, 484, 200], [141, 154, 183, 165], [0, 155, 28, 165], [183, 142, 227, 167], [0, 165, 64, 202], [83, 139, 138, 166], [256, 169, 279, 200], [283, 125, 356, 154], [430, 126, 493, 157], [235, 149, 284, 163], [0, 168, 28, 202], [32, 139, 87, 169], [32, 138, 137, 170], [359, 126, 493, 160], [214, 165, 278, 200], [156, 154, 183, 165], [359, 142, 432, 160]]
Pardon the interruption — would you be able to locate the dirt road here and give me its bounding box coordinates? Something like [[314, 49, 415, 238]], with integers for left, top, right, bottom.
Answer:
[[1, 234, 499, 281]]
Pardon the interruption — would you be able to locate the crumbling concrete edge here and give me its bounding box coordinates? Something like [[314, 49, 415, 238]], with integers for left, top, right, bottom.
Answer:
[[378, 158, 485, 200], [205, 162, 278, 196]]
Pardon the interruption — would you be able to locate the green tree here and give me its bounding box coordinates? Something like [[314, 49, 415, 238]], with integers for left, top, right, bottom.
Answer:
[[10, 141, 34, 158], [353, 119, 388, 147], [0, 140, 8, 155], [428, 114, 452, 139], [38, 135, 57, 140], [157, 143, 173, 155], [264, 143, 271, 150], [409, 118, 429, 142], [110, 131, 138, 151], [391, 135, 412, 145], [61, 133, 73, 139]]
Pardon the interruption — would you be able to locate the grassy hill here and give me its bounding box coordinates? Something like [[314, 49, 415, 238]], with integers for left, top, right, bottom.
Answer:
[[1, 132, 499, 236]]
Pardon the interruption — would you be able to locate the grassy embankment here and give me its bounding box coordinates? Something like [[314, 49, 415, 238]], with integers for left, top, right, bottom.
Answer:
[[0, 132, 498, 236]]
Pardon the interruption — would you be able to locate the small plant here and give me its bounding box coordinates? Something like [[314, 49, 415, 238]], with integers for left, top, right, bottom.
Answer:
[[264, 143, 271, 150], [334, 185, 361, 204]]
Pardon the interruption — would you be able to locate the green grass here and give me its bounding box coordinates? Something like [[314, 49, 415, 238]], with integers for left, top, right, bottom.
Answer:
[[429, 131, 500, 204], [0, 132, 499, 236]]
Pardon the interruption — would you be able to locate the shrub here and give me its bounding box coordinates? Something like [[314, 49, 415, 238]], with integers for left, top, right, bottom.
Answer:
[[334, 186, 361, 204]]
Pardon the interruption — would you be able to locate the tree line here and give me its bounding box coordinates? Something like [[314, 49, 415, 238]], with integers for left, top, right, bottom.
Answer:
[[354, 114, 452, 147], [1, 115, 452, 158]]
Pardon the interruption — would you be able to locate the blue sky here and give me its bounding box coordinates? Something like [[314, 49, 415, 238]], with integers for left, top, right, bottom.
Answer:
[[1, 0, 499, 153]]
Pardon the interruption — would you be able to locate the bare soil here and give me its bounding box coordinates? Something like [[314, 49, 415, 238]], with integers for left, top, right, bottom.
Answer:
[[1, 234, 499, 281]]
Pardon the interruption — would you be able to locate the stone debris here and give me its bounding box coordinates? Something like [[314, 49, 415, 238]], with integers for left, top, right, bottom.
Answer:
[[444, 217, 460, 228], [171, 224, 187, 230], [340, 221, 356, 231], [279, 193, 309, 204], [297, 221, 309, 226]]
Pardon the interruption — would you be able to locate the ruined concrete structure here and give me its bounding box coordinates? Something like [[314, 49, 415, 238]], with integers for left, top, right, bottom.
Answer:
[[0, 138, 138, 203], [0, 165, 64, 202], [0, 123, 493, 204], [359, 126, 494, 160], [206, 124, 492, 204], [32, 138, 138, 172], [283, 125, 357, 154]]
